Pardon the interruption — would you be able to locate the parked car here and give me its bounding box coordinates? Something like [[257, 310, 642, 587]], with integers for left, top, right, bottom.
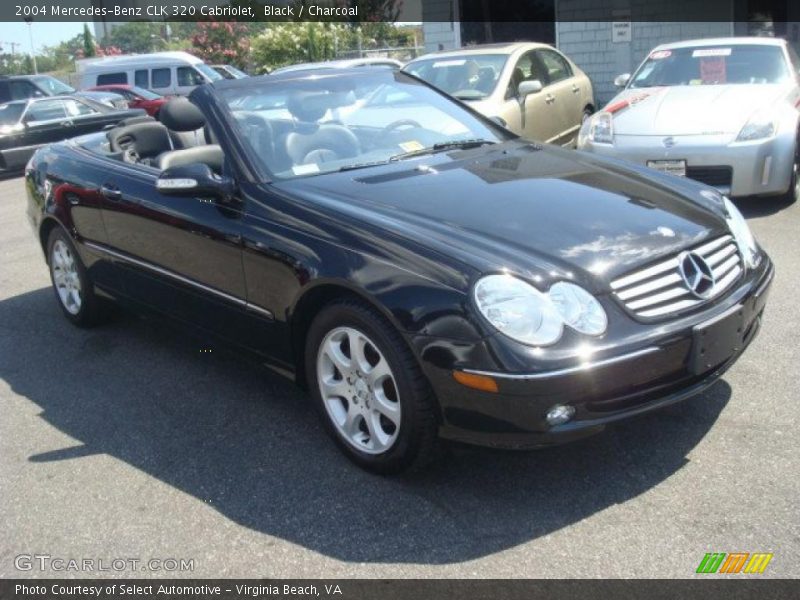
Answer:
[[0, 74, 127, 109], [77, 51, 223, 97], [87, 84, 168, 117], [270, 57, 403, 75], [212, 64, 250, 79], [578, 37, 800, 201], [403, 43, 595, 146], [25, 69, 772, 473], [0, 95, 144, 173]]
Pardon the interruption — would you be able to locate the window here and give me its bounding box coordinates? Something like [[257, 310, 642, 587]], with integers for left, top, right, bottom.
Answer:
[[63, 98, 98, 117], [507, 51, 539, 98], [194, 63, 223, 82], [630, 44, 790, 88], [220, 70, 510, 180], [405, 54, 508, 101], [536, 49, 572, 84], [25, 99, 67, 122], [177, 67, 206, 87], [0, 102, 25, 126], [152, 68, 171, 88], [97, 72, 128, 85], [30, 75, 75, 95], [134, 70, 149, 88], [8, 81, 42, 101]]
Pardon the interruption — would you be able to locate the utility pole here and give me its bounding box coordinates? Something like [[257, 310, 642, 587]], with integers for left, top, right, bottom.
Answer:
[[23, 18, 38, 74]]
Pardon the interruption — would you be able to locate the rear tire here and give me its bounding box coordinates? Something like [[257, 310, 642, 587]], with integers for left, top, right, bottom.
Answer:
[[305, 299, 438, 474], [46, 228, 107, 327]]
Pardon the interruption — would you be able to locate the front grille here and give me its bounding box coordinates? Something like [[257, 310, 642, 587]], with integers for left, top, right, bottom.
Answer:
[[610, 235, 742, 319], [686, 166, 733, 188]]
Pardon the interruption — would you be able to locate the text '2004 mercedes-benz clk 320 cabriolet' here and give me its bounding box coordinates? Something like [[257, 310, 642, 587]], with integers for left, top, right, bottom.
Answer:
[[25, 68, 773, 473]]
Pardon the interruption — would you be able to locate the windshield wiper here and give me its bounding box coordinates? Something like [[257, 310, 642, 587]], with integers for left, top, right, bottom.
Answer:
[[337, 159, 393, 172], [389, 139, 497, 161]]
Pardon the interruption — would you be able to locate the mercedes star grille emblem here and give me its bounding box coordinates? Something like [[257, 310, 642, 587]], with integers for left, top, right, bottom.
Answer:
[[678, 251, 715, 299]]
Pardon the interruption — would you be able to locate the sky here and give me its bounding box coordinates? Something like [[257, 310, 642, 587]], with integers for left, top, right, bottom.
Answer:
[[0, 22, 87, 55]]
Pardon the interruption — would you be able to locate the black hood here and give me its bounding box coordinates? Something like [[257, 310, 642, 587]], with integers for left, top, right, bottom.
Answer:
[[274, 142, 729, 292]]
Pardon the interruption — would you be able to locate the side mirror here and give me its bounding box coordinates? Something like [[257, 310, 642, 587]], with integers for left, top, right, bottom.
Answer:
[[614, 73, 631, 88], [518, 80, 544, 97], [156, 163, 234, 201]]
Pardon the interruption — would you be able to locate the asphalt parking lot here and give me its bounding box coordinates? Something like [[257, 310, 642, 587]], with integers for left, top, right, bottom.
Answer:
[[1, 174, 798, 579]]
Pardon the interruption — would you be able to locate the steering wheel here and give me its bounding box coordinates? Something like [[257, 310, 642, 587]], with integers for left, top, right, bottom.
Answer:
[[382, 119, 422, 134]]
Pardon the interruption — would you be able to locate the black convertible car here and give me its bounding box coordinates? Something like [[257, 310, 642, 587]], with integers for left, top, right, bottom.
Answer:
[[25, 69, 773, 473], [1, 95, 144, 173]]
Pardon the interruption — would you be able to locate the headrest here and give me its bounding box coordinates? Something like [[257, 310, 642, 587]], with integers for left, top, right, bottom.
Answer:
[[107, 122, 171, 157], [158, 97, 206, 132], [287, 91, 355, 123]]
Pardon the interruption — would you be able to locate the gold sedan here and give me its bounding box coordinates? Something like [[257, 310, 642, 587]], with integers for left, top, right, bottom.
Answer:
[[403, 42, 595, 146]]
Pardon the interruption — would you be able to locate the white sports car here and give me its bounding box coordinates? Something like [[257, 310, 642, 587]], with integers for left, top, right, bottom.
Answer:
[[579, 37, 800, 201]]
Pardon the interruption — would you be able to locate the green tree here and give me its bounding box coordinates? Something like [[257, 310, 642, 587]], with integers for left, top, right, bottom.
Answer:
[[251, 23, 353, 72], [83, 23, 96, 58], [190, 22, 251, 68], [106, 22, 164, 54]]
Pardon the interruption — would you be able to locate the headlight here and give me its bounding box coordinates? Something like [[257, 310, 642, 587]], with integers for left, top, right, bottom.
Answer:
[[473, 275, 608, 346], [723, 196, 759, 268], [582, 112, 614, 145], [548, 281, 608, 336], [474, 275, 564, 346], [736, 109, 776, 142]]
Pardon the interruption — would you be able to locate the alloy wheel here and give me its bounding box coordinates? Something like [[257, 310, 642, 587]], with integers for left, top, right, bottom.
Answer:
[[50, 239, 82, 315], [316, 326, 401, 454]]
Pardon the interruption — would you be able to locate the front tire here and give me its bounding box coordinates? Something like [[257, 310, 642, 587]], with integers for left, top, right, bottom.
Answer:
[[305, 300, 438, 474], [46, 228, 106, 327], [782, 152, 799, 203]]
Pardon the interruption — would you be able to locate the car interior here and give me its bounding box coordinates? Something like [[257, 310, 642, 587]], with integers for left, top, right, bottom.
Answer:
[[95, 97, 224, 175]]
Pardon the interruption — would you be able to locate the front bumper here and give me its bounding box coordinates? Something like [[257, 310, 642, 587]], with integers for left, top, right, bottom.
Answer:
[[581, 133, 794, 197], [417, 258, 774, 449]]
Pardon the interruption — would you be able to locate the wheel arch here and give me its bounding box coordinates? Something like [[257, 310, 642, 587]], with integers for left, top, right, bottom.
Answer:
[[289, 281, 413, 390], [38, 216, 66, 257]]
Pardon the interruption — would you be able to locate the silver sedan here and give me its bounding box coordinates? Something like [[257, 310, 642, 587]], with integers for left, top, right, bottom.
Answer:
[[578, 37, 800, 200]]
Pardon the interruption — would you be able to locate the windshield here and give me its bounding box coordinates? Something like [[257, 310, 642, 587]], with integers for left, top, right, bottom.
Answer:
[[195, 63, 224, 82], [403, 54, 508, 100], [630, 44, 790, 88], [219, 70, 510, 179], [131, 86, 161, 100], [219, 65, 248, 79], [0, 103, 25, 128], [31, 75, 76, 95]]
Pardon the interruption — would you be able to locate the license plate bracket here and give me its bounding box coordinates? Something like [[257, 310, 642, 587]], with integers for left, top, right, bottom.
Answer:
[[689, 305, 746, 375], [647, 159, 687, 177]]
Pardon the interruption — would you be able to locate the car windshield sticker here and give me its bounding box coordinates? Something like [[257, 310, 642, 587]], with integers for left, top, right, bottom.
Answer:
[[650, 50, 672, 60], [398, 140, 425, 152], [699, 56, 727, 84], [692, 48, 732, 57], [292, 163, 320, 175], [432, 59, 466, 68]]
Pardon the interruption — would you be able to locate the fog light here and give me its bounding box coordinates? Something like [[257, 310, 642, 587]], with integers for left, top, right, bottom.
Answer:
[[546, 404, 575, 426]]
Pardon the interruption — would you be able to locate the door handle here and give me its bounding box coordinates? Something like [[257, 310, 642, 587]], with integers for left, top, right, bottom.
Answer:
[[62, 120, 75, 127], [100, 184, 122, 201], [545, 94, 556, 104], [572, 85, 580, 93]]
